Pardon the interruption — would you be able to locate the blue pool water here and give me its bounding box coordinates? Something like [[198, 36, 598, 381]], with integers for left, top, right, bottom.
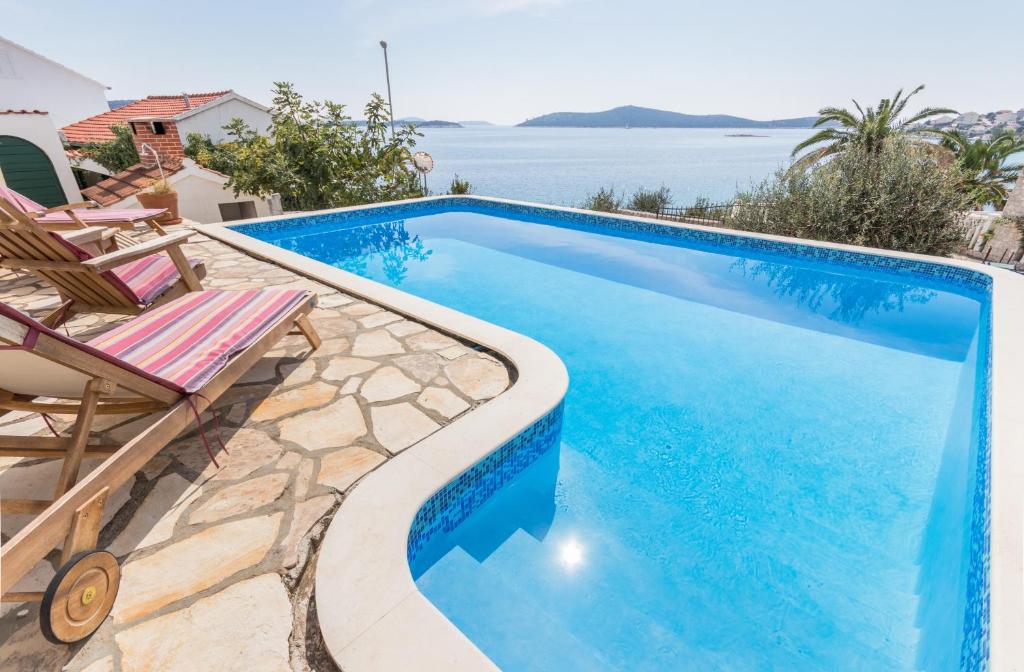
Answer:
[[243, 203, 990, 670]]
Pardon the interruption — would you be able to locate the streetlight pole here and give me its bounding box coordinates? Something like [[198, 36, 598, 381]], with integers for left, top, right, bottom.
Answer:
[[379, 40, 395, 136]]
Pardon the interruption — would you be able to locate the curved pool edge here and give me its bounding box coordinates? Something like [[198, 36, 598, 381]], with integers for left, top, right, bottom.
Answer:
[[196, 194, 1024, 671], [195, 215, 569, 671]]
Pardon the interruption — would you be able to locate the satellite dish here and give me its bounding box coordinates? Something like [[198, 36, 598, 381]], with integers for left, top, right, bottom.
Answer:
[[412, 151, 434, 174]]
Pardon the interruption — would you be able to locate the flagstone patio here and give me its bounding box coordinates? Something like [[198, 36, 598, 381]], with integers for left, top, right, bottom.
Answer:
[[0, 227, 512, 671]]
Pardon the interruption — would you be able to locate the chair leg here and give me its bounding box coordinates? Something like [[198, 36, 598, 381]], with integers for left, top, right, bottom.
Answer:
[[60, 488, 109, 565], [145, 217, 168, 236], [41, 300, 75, 328], [52, 379, 109, 500], [294, 315, 321, 350], [166, 246, 203, 291]]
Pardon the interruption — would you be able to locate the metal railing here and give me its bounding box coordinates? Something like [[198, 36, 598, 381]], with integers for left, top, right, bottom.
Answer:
[[652, 201, 734, 225], [632, 201, 770, 227]]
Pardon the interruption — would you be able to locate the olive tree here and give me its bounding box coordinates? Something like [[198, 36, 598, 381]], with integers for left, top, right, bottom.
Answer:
[[731, 138, 973, 256], [207, 82, 424, 211]]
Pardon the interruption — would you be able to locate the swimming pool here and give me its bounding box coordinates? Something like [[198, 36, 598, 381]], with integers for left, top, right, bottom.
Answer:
[[226, 197, 1012, 670]]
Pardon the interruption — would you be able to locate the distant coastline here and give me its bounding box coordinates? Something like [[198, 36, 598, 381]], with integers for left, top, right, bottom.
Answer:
[[519, 105, 820, 129], [350, 118, 463, 128]]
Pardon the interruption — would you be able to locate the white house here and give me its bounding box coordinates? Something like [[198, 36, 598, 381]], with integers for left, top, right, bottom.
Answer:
[[60, 90, 270, 148], [70, 91, 275, 223], [0, 36, 109, 129], [83, 158, 273, 223], [0, 36, 111, 206]]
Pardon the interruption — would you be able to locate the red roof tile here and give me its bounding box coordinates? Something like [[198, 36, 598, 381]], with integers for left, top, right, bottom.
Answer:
[[61, 92, 231, 144], [82, 160, 185, 206]]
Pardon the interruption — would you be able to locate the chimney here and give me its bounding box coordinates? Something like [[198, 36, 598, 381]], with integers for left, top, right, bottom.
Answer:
[[182, 92, 192, 110], [130, 119, 185, 169]]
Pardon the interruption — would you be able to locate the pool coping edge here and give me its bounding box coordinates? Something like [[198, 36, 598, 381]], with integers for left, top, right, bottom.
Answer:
[[197, 194, 1024, 671], [195, 217, 569, 671]]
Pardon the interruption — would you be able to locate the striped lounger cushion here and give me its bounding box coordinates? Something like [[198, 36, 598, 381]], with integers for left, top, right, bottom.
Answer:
[[112, 254, 203, 304], [87, 289, 312, 393], [36, 208, 166, 225]]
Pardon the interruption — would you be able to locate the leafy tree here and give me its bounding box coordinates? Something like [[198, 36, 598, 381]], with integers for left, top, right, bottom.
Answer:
[[627, 186, 672, 213], [78, 124, 139, 173], [580, 187, 623, 212], [183, 132, 239, 175], [938, 130, 1024, 209], [448, 175, 472, 194], [791, 86, 955, 171], [733, 138, 972, 256], [211, 82, 424, 211]]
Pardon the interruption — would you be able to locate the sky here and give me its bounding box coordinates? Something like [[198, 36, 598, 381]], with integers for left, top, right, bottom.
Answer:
[[2, 0, 1021, 125]]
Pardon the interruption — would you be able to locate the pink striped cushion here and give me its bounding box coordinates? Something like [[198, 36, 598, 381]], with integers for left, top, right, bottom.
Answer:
[[35, 208, 167, 225], [112, 255, 203, 304], [0, 185, 45, 213], [1, 185, 165, 224], [46, 231, 197, 306], [87, 289, 312, 392]]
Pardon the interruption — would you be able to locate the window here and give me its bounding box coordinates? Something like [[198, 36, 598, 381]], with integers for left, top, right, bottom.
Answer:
[[218, 201, 258, 222], [151, 121, 166, 135]]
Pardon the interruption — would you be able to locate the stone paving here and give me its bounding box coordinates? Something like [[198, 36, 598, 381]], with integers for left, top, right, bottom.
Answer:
[[0, 227, 512, 671]]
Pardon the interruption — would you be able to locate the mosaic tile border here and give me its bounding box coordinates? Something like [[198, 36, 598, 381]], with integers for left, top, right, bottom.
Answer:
[[234, 196, 993, 298], [407, 402, 564, 566], [962, 306, 993, 671]]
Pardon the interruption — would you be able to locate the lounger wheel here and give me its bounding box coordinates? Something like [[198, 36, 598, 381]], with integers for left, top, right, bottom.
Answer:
[[40, 551, 120, 644]]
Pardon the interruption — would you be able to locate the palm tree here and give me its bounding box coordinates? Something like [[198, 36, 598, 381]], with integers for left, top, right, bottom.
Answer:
[[939, 130, 1024, 209], [790, 85, 955, 171]]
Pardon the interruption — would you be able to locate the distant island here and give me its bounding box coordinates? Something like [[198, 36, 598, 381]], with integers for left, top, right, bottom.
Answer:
[[349, 118, 463, 128], [518, 105, 819, 129], [408, 119, 462, 128]]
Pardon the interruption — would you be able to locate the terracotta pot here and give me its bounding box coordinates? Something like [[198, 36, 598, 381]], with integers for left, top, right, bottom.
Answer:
[[136, 191, 182, 225]]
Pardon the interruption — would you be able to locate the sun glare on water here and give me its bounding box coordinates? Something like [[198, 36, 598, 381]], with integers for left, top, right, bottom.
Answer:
[[559, 538, 585, 570]]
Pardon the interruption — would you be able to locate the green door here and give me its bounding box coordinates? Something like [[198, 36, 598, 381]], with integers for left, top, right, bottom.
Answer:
[[0, 135, 67, 207]]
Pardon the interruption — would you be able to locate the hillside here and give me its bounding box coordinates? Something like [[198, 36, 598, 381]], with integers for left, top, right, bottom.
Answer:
[[518, 105, 818, 128]]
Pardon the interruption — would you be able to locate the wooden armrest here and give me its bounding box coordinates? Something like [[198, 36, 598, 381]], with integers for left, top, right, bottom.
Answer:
[[42, 201, 99, 213], [82, 230, 194, 272], [61, 226, 116, 246]]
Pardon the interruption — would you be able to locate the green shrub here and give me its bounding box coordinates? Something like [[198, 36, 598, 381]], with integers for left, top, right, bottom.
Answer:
[[681, 196, 711, 215], [580, 187, 623, 212], [78, 124, 139, 173], [448, 175, 472, 195], [730, 138, 972, 256], [627, 186, 672, 213]]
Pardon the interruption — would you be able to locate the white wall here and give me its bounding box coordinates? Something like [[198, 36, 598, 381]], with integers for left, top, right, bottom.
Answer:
[[113, 164, 270, 224], [0, 112, 82, 203], [175, 98, 271, 143], [0, 37, 109, 129]]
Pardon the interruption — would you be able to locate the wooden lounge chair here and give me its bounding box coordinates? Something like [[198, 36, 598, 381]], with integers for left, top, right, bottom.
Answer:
[[0, 186, 170, 245], [0, 288, 320, 643], [0, 206, 206, 327]]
